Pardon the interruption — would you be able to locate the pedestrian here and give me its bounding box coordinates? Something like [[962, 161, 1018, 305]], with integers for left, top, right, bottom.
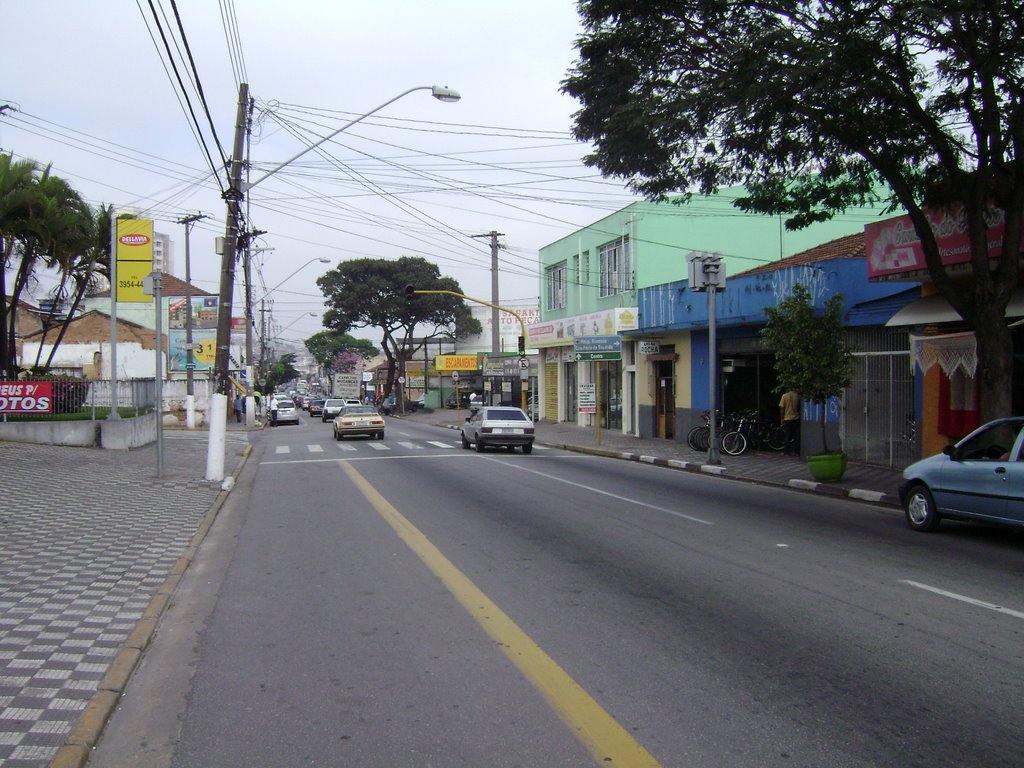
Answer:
[[779, 389, 800, 455], [235, 393, 244, 423], [269, 394, 279, 427], [254, 389, 262, 417]]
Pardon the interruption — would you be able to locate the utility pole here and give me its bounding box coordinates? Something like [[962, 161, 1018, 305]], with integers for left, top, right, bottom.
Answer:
[[214, 82, 250, 395], [471, 231, 504, 354], [176, 212, 207, 397]]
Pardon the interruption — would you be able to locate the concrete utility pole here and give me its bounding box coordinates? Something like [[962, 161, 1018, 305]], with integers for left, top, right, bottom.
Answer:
[[214, 82, 250, 395], [471, 231, 504, 354], [176, 213, 207, 398]]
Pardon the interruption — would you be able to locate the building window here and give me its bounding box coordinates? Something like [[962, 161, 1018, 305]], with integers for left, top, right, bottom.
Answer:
[[599, 236, 632, 297], [547, 261, 567, 310]]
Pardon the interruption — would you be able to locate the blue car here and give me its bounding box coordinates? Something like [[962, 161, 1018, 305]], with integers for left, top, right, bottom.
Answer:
[[899, 417, 1024, 531]]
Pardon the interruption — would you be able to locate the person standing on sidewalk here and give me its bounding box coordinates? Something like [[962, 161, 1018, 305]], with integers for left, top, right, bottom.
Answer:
[[779, 389, 800, 455], [269, 394, 279, 427]]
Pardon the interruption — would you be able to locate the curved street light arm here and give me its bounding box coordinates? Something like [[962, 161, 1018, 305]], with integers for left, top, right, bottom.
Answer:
[[244, 85, 460, 192]]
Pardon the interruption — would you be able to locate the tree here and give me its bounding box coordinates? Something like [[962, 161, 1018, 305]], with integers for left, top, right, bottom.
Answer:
[[304, 330, 377, 372], [564, 1, 1023, 422], [761, 284, 853, 454], [265, 352, 300, 394], [316, 256, 482, 397]]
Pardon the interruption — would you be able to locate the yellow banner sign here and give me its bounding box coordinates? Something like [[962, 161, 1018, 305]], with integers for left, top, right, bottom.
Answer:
[[435, 354, 479, 371], [116, 218, 154, 303]]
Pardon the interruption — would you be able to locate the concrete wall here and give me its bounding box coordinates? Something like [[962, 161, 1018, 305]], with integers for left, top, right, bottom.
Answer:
[[0, 414, 156, 449]]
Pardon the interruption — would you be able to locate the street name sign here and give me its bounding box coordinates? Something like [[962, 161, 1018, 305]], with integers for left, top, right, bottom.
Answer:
[[574, 335, 621, 361]]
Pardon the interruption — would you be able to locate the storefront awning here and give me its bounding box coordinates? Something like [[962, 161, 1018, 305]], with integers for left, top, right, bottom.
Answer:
[[885, 288, 1024, 327]]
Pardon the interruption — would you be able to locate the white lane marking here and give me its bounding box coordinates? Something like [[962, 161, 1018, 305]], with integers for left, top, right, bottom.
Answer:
[[428, 440, 456, 448], [901, 580, 1024, 620], [398, 441, 424, 450], [367, 442, 391, 451], [499, 460, 713, 525], [308, 444, 324, 453], [275, 445, 290, 454], [335, 443, 357, 452]]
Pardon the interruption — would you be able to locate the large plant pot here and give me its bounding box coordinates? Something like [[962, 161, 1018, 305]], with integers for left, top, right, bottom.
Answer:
[[806, 452, 848, 482]]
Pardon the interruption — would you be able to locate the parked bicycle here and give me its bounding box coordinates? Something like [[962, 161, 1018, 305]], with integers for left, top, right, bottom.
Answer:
[[719, 410, 787, 455]]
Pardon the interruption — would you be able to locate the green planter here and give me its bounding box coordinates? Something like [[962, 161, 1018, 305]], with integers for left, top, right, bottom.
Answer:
[[806, 452, 848, 482]]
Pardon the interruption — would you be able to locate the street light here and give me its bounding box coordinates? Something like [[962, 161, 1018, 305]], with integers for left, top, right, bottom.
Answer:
[[215, 82, 459, 394], [243, 85, 461, 191], [258, 257, 331, 304]]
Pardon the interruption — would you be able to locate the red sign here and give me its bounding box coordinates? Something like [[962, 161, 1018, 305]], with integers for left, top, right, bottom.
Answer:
[[119, 234, 151, 246], [866, 204, 1023, 279], [0, 382, 54, 414]]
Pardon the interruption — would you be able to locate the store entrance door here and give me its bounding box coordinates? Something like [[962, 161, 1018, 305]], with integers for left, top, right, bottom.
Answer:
[[654, 360, 675, 439]]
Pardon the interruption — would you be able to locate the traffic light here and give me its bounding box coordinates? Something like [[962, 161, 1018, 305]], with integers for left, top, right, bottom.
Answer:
[[518, 334, 526, 355], [404, 285, 416, 303]]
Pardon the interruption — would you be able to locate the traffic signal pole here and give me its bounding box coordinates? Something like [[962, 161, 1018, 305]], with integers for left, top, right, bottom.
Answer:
[[407, 287, 529, 413]]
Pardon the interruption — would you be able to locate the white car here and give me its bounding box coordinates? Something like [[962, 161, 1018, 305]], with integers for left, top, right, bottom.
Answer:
[[461, 406, 535, 453], [274, 401, 300, 426]]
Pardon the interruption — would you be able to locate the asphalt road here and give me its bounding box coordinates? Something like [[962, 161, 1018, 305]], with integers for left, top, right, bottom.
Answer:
[[89, 413, 1024, 768]]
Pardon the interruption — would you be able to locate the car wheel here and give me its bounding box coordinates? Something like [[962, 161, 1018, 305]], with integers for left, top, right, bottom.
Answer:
[[474, 434, 485, 453], [461, 432, 470, 449], [522, 443, 533, 454], [334, 427, 341, 441], [904, 484, 940, 532], [377, 431, 384, 440]]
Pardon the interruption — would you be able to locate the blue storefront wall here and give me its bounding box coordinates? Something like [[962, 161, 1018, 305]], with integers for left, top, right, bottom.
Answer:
[[633, 256, 917, 433]]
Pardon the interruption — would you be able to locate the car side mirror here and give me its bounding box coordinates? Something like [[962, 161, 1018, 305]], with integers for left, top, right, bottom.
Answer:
[[942, 444, 958, 460]]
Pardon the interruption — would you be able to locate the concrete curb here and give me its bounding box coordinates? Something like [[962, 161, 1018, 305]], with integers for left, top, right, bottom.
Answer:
[[48, 443, 254, 768], [539, 440, 900, 508]]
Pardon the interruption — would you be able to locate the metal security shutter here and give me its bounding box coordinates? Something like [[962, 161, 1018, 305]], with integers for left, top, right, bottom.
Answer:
[[544, 361, 558, 420]]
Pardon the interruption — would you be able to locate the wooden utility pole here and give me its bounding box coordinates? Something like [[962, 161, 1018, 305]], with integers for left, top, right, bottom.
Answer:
[[214, 82, 250, 395]]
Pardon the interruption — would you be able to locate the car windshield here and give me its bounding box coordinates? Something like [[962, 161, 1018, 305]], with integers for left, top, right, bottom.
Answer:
[[485, 408, 529, 421], [325, 400, 344, 406], [343, 406, 377, 416]]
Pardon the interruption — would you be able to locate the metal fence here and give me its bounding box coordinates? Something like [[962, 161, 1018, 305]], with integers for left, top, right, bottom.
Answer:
[[0, 377, 157, 419]]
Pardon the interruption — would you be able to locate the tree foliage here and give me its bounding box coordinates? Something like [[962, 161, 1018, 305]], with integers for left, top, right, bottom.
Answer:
[[316, 256, 482, 395], [304, 330, 377, 372], [1, 152, 111, 376], [265, 352, 300, 394], [761, 284, 853, 453], [564, 1, 1023, 420]]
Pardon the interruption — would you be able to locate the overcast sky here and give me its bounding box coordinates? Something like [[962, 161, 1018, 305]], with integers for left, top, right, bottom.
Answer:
[[2, 1, 640, 342]]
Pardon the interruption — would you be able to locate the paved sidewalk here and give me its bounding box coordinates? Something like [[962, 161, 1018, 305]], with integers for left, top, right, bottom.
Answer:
[[0, 425, 252, 768], [401, 408, 905, 505]]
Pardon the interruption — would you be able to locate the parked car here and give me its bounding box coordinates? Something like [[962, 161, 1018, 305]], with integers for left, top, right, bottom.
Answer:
[[274, 401, 300, 426], [333, 405, 385, 440], [307, 399, 326, 417], [322, 398, 347, 422], [446, 390, 482, 409], [899, 416, 1024, 531], [460, 406, 535, 453]]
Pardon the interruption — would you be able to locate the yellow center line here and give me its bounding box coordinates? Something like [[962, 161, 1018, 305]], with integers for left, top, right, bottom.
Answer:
[[339, 460, 662, 768]]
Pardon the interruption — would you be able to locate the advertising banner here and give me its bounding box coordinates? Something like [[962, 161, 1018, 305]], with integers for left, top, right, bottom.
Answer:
[[865, 204, 1024, 279], [0, 381, 53, 414], [115, 219, 154, 303], [435, 354, 480, 371]]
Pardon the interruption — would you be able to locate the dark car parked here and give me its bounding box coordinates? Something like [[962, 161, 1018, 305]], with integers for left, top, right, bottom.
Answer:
[[307, 399, 326, 418]]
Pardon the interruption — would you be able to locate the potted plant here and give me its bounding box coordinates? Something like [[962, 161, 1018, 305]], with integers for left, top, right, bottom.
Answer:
[[761, 283, 854, 482]]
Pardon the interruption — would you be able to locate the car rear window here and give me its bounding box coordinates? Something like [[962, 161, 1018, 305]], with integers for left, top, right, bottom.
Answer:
[[344, 406, 376, 415], [486, 409, 529, 421]]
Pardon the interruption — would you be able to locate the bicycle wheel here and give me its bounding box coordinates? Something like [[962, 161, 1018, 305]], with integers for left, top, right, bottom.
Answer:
[[721, 430, 747, 456], [687, 425, 709, 451], [764, 425, 786, 452]]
